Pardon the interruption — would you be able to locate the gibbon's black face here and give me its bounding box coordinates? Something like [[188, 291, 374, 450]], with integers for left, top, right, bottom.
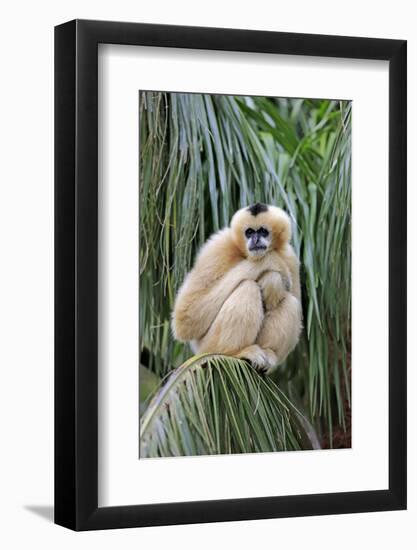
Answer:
[[245, 226, 271, 258], [231, 203, 291, 260]]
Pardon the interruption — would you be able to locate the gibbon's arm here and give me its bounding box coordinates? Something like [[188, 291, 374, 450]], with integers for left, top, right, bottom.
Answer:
[[172, 229, 262, 342], [282, 243, 301, 301], [173, 266, 248, 342]]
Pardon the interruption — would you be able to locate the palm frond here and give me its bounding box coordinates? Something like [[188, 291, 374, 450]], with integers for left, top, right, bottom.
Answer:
[[140, 354, 317, 458]]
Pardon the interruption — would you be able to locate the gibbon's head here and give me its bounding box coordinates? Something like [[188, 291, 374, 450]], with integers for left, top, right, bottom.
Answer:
[[231, 203, 291, 260]]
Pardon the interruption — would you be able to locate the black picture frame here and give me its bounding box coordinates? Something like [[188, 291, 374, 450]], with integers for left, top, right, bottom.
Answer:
[[55, 19, 407, 531]]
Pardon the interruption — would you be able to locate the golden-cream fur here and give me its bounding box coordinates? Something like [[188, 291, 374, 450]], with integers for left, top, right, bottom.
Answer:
[[172, 204, 302, 373]]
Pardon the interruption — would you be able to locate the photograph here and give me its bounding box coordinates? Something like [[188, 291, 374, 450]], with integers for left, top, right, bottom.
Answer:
[[138, 91, 352, 458], [0, 1, 409, 542]]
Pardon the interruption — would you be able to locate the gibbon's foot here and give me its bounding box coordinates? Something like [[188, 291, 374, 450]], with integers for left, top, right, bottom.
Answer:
[[255, 348, 278, 376], [237, 344, 267, 369], [237, 345, 278, 376]]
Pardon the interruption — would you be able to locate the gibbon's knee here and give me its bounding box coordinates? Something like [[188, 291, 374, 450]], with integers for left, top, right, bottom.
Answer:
[[196, 280, 264, 355], [256, 294, 302, 364]]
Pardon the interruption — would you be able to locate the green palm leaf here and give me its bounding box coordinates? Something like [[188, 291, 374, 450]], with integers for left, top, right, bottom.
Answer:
[[140, 354, 318, 458]]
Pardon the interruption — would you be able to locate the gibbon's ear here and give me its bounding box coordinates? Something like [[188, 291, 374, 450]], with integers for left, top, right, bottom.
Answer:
[[269, 206, 292, 251], [230, 208, 250, 255]]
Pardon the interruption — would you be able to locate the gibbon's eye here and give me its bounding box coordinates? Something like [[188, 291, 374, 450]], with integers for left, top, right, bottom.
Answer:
[[245, 228, 255, 238], [258, 227, 269, 237]]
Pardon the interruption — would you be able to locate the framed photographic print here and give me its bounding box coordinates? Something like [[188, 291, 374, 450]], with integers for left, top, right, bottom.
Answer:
[[54, 19, 407, 530]]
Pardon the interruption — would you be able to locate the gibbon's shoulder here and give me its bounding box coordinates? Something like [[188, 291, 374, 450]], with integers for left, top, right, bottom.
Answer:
[[193, 228, 243, 279], [196, 228, 240, 261], [281, 242, 299, 266]]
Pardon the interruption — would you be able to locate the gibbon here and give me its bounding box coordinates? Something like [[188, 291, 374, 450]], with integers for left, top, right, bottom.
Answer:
[[172, 203, 302, 374]]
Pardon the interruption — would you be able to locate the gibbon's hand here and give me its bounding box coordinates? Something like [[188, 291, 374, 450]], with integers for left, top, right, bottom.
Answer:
[[257, 270, 291, 310]]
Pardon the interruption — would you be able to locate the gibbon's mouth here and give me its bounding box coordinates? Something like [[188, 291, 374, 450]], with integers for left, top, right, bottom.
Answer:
[[249, 245, 267, 251]]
